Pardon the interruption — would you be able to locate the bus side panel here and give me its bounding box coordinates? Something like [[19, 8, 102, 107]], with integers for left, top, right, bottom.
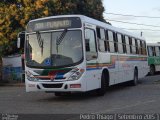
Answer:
[[97, 52, 118, 86], [117, 61, 132, 83], [85, 57, 101, 91], [119, 58, 137, 83], [155, 65, 160, 72], [138, 61, 148, 79], [85, 68, 101, 91]]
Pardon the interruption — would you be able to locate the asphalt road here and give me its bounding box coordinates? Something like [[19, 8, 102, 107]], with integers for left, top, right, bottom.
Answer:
[[0, 74, 160, 115]]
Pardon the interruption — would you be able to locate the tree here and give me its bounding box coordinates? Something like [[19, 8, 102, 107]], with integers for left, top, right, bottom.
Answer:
[[0, 0, 105, 56], [46, 0, 105, 21], [0, 0, 49, 55]]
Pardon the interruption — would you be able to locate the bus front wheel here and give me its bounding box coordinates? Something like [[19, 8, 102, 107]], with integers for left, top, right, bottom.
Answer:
[[96, 73, 107, 96]]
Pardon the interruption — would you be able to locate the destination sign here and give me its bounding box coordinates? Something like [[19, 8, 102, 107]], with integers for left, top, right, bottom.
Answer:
[[27, 17, 82, 32]]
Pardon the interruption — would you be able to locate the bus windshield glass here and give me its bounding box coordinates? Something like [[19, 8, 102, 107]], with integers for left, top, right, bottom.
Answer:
[[26, 30, 83, 68]]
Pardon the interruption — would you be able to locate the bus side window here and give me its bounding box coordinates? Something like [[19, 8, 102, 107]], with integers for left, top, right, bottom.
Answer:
[[85, 28, 97, 60], [125, 36, 130, 54], [117, 33, 123, 54], [122, 35, 126, 53], [105, 30, 110, 52], [153, 47, 156, 56], [96, 27, 105, 52], [148, 46, 153, 56], [148, 46, 156, 56], [108, 30, 115, 53], [140, 40, 143, 55], [141, 41, 146, 55], [113, 32, 118, 52], [135, 39, 139, 54], [144, 41, 147, 55], [155, 47, 160, 56], [129, 37, 132, 54], [137, 40, 142, 55], [159, 47, 160, 56], [132, 38, 136, 54]]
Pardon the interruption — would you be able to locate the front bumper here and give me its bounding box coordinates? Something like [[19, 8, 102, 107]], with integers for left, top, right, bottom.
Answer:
[[25, 80, 86, 92]]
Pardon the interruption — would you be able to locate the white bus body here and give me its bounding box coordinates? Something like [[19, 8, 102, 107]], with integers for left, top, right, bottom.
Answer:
[[24, 15, 149, 95]]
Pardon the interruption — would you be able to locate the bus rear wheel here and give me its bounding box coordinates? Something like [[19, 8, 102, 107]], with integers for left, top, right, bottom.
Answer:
[[150, 65, 155, 75], [96, 73, 107, 96], [130, 69, 138, 86]]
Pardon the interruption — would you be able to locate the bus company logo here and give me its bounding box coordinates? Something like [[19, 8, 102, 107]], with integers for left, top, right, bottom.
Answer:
[[50, 75, 56, 81], [48, 71, 57, 81]]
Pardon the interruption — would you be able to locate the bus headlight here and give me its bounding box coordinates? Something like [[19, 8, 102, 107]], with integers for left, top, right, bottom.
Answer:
[[68, 68, 84, 80], [26, 71, 39, 81]]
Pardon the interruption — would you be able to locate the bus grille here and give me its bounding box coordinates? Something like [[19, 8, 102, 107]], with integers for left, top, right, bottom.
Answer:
[[42, 83, 63, 88]]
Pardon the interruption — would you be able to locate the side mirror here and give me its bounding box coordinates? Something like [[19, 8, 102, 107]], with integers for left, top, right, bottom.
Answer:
[[17, 31, 25, 49], [17, 37, 21, 48]]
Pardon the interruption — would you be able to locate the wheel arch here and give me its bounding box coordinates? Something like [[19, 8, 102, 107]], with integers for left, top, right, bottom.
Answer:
[[150, 64, 155, 70], [134, 66, 138, 77], [134, 66, 138, 71], [150, 64, 155, 75], [101, 67, 110, 86]]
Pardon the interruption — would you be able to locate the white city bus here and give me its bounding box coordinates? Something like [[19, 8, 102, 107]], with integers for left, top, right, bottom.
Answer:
[[22, 15, 149, 96]]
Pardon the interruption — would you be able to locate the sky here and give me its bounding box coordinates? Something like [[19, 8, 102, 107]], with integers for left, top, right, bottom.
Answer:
[[103, 0, 160, 43]]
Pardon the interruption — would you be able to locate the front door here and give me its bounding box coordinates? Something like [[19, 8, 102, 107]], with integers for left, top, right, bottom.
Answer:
[[85, 28, 100, 91]]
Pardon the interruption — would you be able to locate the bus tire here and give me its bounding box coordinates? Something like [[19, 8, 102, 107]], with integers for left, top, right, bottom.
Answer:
[[150, 65, 155, 75], [130, 69, 138, 86], [96, 72, 107, 96]]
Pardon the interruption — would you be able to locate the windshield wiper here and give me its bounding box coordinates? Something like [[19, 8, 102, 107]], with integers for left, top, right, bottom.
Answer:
[[56, 29, 68, 53], [36, 31, 44, 55], [56, 29, 68, 46]]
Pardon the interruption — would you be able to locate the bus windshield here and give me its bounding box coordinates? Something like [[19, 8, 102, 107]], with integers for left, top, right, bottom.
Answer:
[[26, 30, 83, 68]]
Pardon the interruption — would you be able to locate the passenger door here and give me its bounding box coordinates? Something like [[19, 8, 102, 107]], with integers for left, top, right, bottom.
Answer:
[[85, 28, 100, 90]]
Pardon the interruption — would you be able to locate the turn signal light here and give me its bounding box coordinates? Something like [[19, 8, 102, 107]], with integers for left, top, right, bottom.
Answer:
[[70, 84, 81, 88]]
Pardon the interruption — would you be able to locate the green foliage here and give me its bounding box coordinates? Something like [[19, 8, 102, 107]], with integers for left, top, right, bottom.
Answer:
[[0, 0, 105, 56], [0, 0, 49, 56], [46, 0, 105, 21]]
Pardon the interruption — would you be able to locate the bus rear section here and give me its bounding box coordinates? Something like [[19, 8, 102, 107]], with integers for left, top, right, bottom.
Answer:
[[147, 43, 160, 75]]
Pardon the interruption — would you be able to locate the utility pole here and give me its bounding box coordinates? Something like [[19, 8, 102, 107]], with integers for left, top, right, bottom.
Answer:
[[141, 32, 143, 37]]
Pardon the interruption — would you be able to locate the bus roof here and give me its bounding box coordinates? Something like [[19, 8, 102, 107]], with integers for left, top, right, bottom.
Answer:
[[28, 15, 145, 41], [147, 43, 160, 46]]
